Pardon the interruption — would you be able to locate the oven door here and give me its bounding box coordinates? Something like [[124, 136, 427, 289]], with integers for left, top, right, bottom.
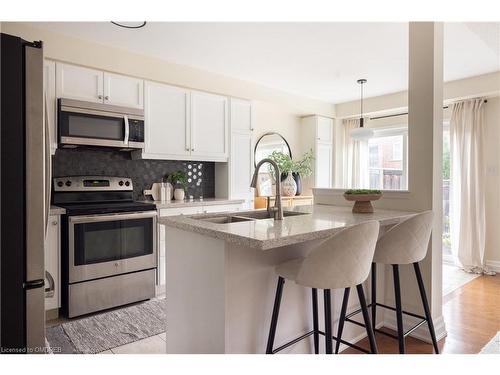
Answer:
[[68, 211, 157, 283]]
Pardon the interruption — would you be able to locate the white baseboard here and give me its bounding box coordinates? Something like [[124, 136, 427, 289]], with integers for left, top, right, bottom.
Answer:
[[486, 260, 500, 273], [383, 312, 447, 345]]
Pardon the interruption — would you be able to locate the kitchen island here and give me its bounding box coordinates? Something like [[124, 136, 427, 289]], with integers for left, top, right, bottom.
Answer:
[[160, 205, 416, 354]]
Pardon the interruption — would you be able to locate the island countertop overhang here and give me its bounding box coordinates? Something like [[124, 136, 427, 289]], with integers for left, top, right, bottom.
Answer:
[[159, 205, 418, 250]]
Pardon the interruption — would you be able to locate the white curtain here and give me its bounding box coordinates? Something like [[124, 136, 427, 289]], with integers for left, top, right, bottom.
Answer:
[[343, 118, 368, 188], [450, 99, 493, 274]]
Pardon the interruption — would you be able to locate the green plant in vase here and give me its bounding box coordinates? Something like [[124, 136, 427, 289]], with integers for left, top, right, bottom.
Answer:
[[167, 170, 188, 200], [268, 149, 314, 196]]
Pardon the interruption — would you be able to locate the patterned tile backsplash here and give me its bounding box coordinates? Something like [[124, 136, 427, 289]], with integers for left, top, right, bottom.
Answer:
[[52, 148, 215, 200]]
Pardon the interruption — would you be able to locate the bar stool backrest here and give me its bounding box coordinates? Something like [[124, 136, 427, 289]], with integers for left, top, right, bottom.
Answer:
[[373, 211, 434, 265], [296, 221, 380, 290]]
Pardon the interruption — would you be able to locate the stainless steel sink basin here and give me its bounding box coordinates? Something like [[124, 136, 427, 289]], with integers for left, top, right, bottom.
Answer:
[[196, 210, 309, 224], [199, 215, 255, 224], [237, 210, 309, 220]]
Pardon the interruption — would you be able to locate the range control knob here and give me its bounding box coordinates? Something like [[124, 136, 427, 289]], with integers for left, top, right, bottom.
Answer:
[[118, 180, 124, 186], [125, 181, 130, 187], [65, 180, 72, 187], [57, 181, 64, 187]]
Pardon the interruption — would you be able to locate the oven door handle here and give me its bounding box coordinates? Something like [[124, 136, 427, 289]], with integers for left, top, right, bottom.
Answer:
[[69, 211, 157, 224], [124, 115, 129, 145]]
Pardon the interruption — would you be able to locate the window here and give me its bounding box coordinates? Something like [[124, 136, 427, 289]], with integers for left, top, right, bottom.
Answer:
[[367, 129, 408, 190]]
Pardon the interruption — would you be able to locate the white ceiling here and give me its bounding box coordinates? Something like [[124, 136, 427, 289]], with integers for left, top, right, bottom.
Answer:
[[29, 22, 500, 103]]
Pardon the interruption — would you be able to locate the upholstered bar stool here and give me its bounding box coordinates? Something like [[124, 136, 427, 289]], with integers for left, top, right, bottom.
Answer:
[[265, 221, 380, 354], [337, 211, 439, 354]]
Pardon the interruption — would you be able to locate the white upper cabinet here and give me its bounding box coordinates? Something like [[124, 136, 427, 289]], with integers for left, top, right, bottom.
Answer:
[[230, 98, 253, 132], [56, 63, 103, 103], [103, 72, 144, 108], [144, 81, 190, 158], [44, 60, 57, 154], [317, 116, 333, 142], [56, 62, 144, 109], [190, 91, 228, 160]]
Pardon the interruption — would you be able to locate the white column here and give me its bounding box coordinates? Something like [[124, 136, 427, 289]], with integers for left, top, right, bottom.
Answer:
[[384, 22, 445, 342]]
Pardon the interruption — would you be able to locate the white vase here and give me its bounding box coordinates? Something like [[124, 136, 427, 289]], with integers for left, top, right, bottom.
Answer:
[[281, 172, 297, 197], [174, 188, 185, 201]]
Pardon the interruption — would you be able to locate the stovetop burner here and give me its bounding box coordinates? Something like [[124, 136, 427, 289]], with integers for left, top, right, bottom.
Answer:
[[58, 201, 156, 216], [52, 176, 156, 215]]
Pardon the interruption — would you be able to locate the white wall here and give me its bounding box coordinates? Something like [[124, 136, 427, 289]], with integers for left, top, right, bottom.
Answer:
[[1, 22, 334, 173]]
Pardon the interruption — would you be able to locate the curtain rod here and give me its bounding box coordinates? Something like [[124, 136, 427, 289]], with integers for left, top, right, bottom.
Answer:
[[370, 99, 488, 121]]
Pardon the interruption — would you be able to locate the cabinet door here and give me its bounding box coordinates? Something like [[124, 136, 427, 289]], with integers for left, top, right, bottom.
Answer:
[[230, 98, 253, 132], [44, 60, 57, 154], [103, 72, 144, 108], [315, 142, 333, 188], [44, 215, 60, 311], [56, 63, 103, 103], [144, 81, 190, 158], [317, 116, 333, 143], [191, 91, 228, 160], [230, 132, 253, 203]]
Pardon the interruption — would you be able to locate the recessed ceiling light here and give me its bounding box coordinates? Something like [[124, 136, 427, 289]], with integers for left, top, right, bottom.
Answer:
[[110, 21, 147, 29]]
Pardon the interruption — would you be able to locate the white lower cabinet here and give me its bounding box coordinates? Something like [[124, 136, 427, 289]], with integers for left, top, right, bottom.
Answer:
[[45, 215, 60, 311], [156, 202, 243, 293]]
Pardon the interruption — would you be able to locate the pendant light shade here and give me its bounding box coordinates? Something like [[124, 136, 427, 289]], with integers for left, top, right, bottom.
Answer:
[[350, 126, 374, 141], [350, 78, 373, 141]]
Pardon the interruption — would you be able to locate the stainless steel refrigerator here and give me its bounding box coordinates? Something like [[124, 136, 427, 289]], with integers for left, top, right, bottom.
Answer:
[[1, 33, 50, 353]]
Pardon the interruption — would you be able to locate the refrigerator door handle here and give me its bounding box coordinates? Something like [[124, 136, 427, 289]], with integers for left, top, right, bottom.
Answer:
[[44, 91, 52, 233]]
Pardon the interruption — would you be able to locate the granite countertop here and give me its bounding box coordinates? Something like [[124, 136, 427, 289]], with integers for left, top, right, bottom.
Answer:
[[159, 204, 417, 250], [138, 198, 246, 209], [50, 205, 66, 215]]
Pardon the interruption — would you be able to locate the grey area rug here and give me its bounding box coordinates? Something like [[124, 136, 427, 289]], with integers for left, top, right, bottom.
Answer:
[[480, 332, 500, 354], [46, 298, 166, 354]]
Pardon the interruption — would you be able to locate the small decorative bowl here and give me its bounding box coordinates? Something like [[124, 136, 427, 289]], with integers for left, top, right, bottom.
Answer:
[[343, 190, 383, 213]]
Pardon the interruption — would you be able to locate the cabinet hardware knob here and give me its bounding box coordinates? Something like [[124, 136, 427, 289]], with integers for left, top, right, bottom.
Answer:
[[191, 148, 194, 151], [185, 148, 189, 151], [105, 96, 109, 100], [51, 221, 58, 226], [98, 95, 103, 99]]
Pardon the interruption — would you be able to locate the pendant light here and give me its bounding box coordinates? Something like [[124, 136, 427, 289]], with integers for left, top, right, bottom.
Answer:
[[350, 78, 374, 141], [111, 21, 147, 29]]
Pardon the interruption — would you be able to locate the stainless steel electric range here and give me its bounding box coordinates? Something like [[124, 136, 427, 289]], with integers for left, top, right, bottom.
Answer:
[[53, 176, 157, 318]]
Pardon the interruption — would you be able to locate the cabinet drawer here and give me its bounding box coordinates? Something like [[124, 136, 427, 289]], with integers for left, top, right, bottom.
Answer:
[[159, 206, 204, 217], [202, 203, 242, 213]]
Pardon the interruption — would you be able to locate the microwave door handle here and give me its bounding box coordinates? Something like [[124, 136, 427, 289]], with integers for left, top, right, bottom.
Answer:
[[124, 115, 129, 145]]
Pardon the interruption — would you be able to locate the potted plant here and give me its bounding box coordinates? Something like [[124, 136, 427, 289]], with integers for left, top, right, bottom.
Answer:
[[167, 170, 188, 201], [268, 150, 314, 196], [343, 189, 383, 213], [291, 149, 314, 195]]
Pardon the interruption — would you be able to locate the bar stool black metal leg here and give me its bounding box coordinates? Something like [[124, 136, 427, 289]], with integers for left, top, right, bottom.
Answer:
[[371, 262, 377, 331], [266, 277, 285, 354], [356, 284, 378, 354], [324, 289, 333, 354], [335, 287, 350, 354], [312, 288, 319, 354], [413, 262, 440, 354], [392, 265, 406, 354]]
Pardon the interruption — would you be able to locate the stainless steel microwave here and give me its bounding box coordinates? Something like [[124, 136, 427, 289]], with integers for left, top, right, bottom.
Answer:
[[58, 98, 145, 150]]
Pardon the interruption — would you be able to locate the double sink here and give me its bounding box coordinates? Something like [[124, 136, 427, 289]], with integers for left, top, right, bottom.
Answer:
[[197, 210, 309, 224]]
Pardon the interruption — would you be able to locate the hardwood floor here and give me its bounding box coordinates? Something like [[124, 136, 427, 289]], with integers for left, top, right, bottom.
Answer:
[[344, 274, 500, 354]]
